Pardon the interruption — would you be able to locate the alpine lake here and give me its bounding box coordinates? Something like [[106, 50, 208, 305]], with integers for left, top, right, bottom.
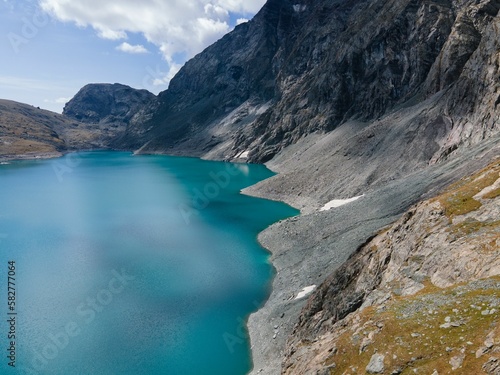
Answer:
[[0, 151, 298, 375]]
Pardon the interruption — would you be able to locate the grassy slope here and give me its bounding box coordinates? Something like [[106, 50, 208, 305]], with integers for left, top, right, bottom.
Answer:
[[0, 99, 112, 160], [327, 161, 500, 374], [282, 159, 500, 375]]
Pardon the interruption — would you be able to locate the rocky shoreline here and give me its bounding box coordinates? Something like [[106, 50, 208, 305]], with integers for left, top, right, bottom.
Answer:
[[245, 135, 500, 374], [1, 129, 499, 375], [2, 0, 500, 373], [0, 151, 63, 162]]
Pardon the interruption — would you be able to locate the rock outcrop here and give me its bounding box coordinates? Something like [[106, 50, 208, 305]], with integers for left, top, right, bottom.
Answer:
[[282, 159, 500, 374], [1, 84, 157, 161], [111, 0, 500, 169], [63, 83, 156, 146]]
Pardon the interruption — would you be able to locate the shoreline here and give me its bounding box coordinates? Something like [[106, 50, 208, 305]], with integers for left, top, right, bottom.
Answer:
[[0, 151, 63, 162], [3, 143, 499, 375], [0, 147, 133, 163], [243, 137, 500, 375]]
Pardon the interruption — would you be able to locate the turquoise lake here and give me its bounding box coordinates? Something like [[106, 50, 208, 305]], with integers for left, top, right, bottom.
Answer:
[[0, 152, 298, 375]]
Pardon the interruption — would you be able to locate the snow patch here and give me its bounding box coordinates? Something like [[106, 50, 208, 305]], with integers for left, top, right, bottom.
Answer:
[[320, 195, 364, 211], [237, 150, 250, 159], [295, 285, 317, 300]]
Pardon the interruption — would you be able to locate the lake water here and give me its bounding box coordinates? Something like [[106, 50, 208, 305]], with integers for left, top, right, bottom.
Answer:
[[0, 152, 297, 375]]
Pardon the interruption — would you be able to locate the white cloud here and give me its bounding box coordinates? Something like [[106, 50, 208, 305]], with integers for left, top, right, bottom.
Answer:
[[116, 42, 149, 54], [154, 63, 183, 86], [39, 0, 266, 85], [140, 63, 183, 92], [217, 0, 264, 13], [236, 18, 249, 25], [204, 4, 229, 19], [98, 29, 127, 40], [44, 96, 72, 104]]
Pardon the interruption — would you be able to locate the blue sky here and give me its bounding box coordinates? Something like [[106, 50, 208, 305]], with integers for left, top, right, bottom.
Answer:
[[1, 0, 266, 113]]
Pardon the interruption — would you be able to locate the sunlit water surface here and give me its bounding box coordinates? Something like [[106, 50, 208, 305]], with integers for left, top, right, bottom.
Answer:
[[0, 152, 297, 375]]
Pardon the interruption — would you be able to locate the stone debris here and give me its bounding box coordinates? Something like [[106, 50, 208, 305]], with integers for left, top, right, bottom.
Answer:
[[449, 354, 465, 370], [482, 357, 500, 375], [366, 353, 385, 374]]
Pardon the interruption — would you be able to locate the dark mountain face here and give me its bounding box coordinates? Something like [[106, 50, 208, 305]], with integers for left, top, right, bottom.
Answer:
[[115, 0, 499, 164], [117, 0, 297, 154], [63, 83, 157, 145]]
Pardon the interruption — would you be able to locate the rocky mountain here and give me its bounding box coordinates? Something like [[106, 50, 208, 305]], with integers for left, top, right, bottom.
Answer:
[[0, 84, 157, 161], [63, 83, 157, 145], [2, 0, 500, 374], [245, 134, 500, 375], [115, 0, 499, 167]]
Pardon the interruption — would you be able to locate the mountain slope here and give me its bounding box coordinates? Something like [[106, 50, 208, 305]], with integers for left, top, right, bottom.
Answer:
[[117, 0, 295, 155], [115, 0, 499, 169], [0, 99, 109, 160], [283, 159, 500, 374], [63, 83, 157, 146], [0, 84, 157, 161]]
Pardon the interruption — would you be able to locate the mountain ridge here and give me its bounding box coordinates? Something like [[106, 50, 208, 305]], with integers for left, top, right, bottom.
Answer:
[[2, 0, 500, 374]]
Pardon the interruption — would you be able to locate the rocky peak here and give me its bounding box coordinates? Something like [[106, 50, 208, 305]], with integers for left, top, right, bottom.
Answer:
[[63, 83, 156, 126]]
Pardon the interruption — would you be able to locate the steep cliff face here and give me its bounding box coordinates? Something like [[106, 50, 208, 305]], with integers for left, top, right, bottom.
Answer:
[[118, 0, 499, 167], [118, 0, 295, 155], [426, 0, 500, 162], [240, 0, 500, 163], [63, 83, 157, 146], [282, 160, 500, 374]]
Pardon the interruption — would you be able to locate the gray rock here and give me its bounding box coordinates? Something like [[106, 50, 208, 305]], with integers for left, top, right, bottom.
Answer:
[[366, 353, 385, 374], [64, 83, 156, 137], [316, 365, 335, 375], [100, 0, 499, 173], [449, 354, 465, 370], [483, 357, 500, 375], [485, 330, 496, 349]]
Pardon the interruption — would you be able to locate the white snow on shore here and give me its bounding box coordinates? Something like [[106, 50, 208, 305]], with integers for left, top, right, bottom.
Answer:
[[237, 150, 250, 159], [295, 285, 316, 300], [320, 195, 364, 211]]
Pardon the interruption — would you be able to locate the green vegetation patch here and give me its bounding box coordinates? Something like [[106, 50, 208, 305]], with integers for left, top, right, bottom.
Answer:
[[437, 162, 500, 218], [324, 277, 500, 375], [450, 218, 500, 238]]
